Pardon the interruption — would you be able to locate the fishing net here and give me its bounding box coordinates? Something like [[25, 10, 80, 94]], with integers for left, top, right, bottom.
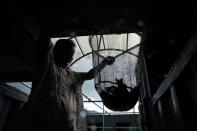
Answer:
[[89, 34, 140, 111]]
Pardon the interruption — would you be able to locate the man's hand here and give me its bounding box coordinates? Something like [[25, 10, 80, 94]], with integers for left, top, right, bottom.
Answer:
[[84, 56, 115, 80], [103, 56, 115, 65]]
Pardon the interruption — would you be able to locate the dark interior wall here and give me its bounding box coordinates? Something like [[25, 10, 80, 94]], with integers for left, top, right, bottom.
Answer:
[[172, 55, 197, 130], [3, 1, 148, 36], [0, 94, 22, 131], [144, 2, 197, 95], [0, 95, 11, 130], [0, 11, 35, 81], [2, 1, 197, 83], [1, 1, 148, 82]]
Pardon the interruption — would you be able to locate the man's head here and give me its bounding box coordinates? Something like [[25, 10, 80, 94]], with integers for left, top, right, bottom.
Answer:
[[53, 39, 76, 68]]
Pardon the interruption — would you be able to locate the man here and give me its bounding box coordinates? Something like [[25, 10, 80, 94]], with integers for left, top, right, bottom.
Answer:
[[18, 37, 115, 131]]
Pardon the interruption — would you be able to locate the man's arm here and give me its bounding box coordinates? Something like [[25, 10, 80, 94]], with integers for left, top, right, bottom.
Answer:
[[78, 56, 115, 81]]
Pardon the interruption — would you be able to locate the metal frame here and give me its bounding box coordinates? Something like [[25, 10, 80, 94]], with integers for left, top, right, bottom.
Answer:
[[151, 32, 197, 106], [126, 33, 129, 50], [70, 44, 140, 66]]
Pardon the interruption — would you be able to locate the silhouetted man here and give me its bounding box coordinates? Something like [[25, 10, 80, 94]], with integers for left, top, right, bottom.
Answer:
[[18, 38, 115, 131]]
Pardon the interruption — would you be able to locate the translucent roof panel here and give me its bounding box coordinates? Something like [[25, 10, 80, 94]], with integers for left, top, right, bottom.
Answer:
[[128, 33, 141, 49], [75, 36, 92, 54], [102, 34, 127, 50]]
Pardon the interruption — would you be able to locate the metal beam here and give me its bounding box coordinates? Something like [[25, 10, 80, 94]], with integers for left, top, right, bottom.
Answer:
[[70, 48, 139, 66], [0, 84, 28, 102], [115, 43, 140, 58], [101, 35, 106, 50], [152, 32, 197, 106], [98, 35, 102, 50], [21, 82, 31, 89]]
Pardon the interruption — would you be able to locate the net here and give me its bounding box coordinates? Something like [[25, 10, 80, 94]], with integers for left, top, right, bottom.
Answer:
[[90, 34, 140, 111]]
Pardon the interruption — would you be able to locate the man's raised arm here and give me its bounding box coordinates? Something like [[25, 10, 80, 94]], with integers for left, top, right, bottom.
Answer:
[[82, 56, 115, 81]]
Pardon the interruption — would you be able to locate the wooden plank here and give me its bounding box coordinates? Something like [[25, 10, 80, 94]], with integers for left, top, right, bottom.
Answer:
[[0, 84, 28, 102], [152, 32, 197, 106]]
